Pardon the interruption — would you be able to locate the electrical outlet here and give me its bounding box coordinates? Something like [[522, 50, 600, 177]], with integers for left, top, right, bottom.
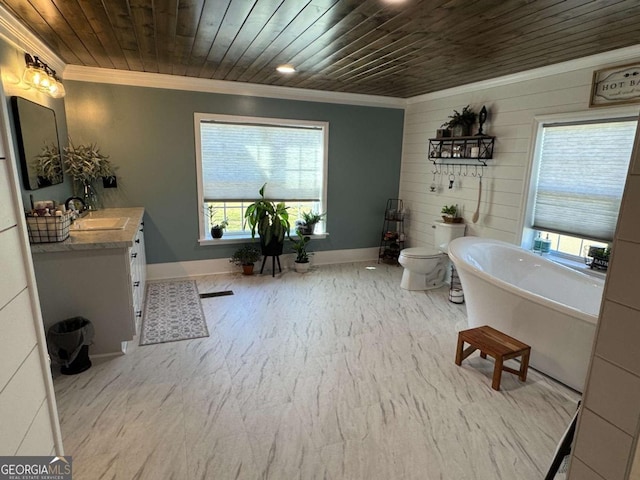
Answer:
[[102, 176, 117, 188]]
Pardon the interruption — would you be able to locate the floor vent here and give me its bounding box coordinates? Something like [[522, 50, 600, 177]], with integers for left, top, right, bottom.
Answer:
[[199, 290, 234, 298]]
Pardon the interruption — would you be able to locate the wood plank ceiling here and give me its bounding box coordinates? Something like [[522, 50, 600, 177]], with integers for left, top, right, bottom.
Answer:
[[2, 0, 640, 98]]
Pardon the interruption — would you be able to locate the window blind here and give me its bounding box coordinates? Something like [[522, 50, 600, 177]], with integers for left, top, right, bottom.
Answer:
[[532, 120, 636, 242], [200, 120, 325, 201]]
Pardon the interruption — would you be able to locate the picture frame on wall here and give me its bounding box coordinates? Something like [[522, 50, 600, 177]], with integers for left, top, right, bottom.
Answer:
[[590, 62, 640, 108]]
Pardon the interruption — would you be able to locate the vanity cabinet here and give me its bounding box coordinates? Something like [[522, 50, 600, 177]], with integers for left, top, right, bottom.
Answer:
[[31, 208, 146, 356]]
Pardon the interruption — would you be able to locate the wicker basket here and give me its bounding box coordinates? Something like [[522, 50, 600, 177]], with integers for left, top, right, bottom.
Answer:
[[26, 212, 72, 243]]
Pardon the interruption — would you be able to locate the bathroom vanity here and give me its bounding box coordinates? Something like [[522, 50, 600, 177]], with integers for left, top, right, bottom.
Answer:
[[31, 207, 146, 355]]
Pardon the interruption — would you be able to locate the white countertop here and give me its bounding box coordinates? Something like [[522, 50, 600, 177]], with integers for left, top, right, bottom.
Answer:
[[30, 207, 145, 253]]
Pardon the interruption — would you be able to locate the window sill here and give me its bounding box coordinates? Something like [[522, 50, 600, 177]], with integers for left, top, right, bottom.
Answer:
[[198, 232, 330, 246], [547, 255, 607, 279]]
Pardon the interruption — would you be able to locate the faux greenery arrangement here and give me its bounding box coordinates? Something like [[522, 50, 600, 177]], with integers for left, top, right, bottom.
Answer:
[[441, 204, 458, 216], [33, 143, 63, 185], [441, 204, 463, 223], [230, 245, 261, 266], [291, 229, 311, 263], [63, 140, 113, 186], [244, 183, 291, 246], [441, 105, 477, 135]]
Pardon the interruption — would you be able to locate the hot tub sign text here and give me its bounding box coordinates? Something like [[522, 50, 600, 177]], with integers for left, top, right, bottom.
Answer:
[[591, 64, 640, 106]]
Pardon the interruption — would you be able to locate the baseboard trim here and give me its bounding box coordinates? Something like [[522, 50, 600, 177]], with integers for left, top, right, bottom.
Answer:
[[146, 247, 380, 281]]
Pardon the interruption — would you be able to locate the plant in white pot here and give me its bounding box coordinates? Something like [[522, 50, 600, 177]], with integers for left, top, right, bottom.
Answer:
[[291, 229, 311, 273]]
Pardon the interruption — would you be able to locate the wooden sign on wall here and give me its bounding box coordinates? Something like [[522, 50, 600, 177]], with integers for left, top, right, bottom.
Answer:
[[590, 62, 640, 108]]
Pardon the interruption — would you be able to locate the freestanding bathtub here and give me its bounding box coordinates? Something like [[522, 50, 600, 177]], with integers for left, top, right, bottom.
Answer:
[[448, 237, 604, 392]]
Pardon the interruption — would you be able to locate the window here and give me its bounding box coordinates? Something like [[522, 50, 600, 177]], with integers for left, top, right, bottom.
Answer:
[[526, 117, 636, 260], [194, 114, 328, 241], [534, 230, 608, 260]]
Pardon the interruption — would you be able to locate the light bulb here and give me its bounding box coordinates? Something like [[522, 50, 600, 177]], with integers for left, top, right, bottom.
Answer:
[[276, 64, 296, 74]]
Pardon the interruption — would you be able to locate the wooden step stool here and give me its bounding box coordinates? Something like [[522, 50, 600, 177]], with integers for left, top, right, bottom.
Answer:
[[455, 325, 531, 391]]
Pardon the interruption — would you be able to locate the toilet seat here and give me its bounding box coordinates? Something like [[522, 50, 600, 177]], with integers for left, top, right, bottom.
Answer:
[[400, 247, 442, 259]]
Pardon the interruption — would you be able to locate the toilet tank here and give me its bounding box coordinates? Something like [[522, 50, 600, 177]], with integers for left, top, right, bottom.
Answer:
[[434, 222, 466, 251]]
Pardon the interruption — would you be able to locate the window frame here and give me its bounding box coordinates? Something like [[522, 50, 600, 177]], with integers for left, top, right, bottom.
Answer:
[[521, 107, 639, 260], [194, 112, 329, 244]]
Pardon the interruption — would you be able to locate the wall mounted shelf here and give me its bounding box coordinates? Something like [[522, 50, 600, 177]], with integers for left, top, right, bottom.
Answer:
[[428, 135, 495, 166]]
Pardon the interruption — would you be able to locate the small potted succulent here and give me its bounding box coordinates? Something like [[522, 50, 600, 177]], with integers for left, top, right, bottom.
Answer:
[[296, 211, 326, 235], [230, 245, 261, 275], [441, 105, 477, 137], [441, 204, 463, 223], [291, 229, 311, 273]]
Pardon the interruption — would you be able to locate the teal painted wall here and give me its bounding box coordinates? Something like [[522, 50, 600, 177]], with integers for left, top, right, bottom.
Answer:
[[64, 81, 404, 264]]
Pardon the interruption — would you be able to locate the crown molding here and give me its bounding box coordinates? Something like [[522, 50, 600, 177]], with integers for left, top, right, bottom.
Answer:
[[63, 65, 407, 109], [406, 44, 640, 104], [0, 4, 65, 73]]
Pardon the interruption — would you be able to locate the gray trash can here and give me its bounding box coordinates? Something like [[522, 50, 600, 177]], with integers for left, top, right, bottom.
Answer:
[[47, 317, 94, 375]]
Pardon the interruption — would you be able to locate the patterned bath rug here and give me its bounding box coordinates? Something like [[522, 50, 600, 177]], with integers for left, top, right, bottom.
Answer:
[[140, 280, 209, 346]]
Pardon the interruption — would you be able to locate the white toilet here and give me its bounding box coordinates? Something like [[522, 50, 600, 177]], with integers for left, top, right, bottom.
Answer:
[[398, 222, 466, 290]]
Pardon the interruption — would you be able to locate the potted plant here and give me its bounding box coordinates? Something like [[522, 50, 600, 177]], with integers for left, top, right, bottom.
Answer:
[[441, 105, 477, 137], [33, 143, 63, 187], [441, 204, 463, 223], [297, 211, 326, 235], [207, 205, 228, 238], [244, 183, 291, 256], [63, 140, 114, 210], [230, 245, 261, 275], [291, 229, 311, 273]]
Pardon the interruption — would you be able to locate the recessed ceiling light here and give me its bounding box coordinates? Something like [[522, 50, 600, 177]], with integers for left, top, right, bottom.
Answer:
[[276, 64, 296, 74]]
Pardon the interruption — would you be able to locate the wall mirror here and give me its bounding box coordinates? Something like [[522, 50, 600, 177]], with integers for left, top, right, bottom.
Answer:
[[11, 96, 63, 190]]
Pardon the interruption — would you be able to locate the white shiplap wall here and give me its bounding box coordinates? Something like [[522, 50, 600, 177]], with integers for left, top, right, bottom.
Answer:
[[399, 51, 640, 480], [399, 64, 640, 249], [0, 77, 62, 455]]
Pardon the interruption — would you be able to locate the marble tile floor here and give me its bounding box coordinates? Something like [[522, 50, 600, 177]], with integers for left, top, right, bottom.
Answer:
[[53, 262, 580, 480]]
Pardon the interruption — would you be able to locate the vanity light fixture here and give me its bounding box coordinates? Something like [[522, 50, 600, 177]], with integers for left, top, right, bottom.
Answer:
[[276, 64, 296, 74], [22, 53, 65, 98]]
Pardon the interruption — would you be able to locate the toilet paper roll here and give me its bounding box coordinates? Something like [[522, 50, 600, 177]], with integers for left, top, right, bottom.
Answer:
[[448, 289, 464, 304]]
